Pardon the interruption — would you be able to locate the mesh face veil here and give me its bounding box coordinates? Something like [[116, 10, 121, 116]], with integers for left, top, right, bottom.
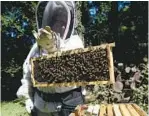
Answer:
[[36, 1, 75, 40]]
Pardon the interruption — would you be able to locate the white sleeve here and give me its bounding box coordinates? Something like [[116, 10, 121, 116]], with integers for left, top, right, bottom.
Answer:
[[16, 43, 39, 99], [61, 35, 84, 51]]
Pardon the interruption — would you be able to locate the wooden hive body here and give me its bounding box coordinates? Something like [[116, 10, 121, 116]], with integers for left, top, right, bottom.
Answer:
[[31, 43, 115, 87], [70, 103, 147, 116]]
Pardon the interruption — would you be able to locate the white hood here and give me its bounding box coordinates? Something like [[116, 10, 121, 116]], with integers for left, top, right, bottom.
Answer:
[[36, 1, 76, 40]]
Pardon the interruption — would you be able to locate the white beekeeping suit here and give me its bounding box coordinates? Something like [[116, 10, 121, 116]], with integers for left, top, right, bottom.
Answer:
[[16, 1, 86, 115], [16, 34, 85, 113]]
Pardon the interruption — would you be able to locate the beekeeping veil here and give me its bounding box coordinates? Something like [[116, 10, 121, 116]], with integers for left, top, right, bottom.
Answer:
[[36, 1, 76, 40]]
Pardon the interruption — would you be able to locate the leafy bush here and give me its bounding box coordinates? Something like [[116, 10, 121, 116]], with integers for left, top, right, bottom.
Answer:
[[1, 1, 37, 100], [85, 59, 148, 112], [1, 1, 37, 74], [75, 1, 85, 42]]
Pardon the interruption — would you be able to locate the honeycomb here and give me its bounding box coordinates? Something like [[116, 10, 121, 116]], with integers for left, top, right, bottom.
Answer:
[[32, 45, 112, 85]]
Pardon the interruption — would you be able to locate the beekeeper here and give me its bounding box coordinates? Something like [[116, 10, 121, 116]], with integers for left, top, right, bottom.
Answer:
[[16, 1, 86, 116]]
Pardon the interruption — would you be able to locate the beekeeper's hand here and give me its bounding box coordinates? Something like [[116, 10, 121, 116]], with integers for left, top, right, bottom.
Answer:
[[25, 99, 34, 113], [32, 26, 57, 53]]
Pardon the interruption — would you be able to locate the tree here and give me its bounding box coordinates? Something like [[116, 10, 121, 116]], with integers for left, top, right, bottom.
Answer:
[[1, 1, 37, 100]]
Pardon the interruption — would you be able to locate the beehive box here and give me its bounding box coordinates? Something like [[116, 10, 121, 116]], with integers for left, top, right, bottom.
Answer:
[[31, 43, 115, 87], [70, 103, 147, 116]]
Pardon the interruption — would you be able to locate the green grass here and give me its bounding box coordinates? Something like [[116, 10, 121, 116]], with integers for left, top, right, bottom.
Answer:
[[1, 100, 29, 116]]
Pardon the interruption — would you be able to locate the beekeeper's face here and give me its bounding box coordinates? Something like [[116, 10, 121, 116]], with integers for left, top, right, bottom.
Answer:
[[52, 10, 67, 39]]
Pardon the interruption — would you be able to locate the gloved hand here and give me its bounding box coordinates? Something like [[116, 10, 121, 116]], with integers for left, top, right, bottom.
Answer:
[[25, 99, 34, 113], [32, 26, 57, 53]]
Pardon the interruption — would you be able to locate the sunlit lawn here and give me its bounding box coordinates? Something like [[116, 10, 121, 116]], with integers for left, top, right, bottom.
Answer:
[[1, 99, 29, 116]]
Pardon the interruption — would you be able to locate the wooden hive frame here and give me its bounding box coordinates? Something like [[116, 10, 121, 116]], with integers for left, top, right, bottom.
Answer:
[[31, 43, 115, 87], [70, 103, 147, 116]]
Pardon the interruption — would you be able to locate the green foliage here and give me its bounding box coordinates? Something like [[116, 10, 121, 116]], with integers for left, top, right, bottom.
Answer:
[[1, 1, 37, 37], [77, 1, 147, 63], [2, 58, 21, 77], [1, 1, 37, 101], [95, 2, 111, 24], [75, 1, 85, 42], [1, 1, 37, 74], [81, 2, 112, 46], [131, 61, 148, 112], [116, 2, 148, 64], [132, 85, 148, 112]]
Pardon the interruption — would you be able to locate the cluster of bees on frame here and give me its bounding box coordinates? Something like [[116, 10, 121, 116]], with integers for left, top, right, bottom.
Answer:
[[33, 47, 109, 83]]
